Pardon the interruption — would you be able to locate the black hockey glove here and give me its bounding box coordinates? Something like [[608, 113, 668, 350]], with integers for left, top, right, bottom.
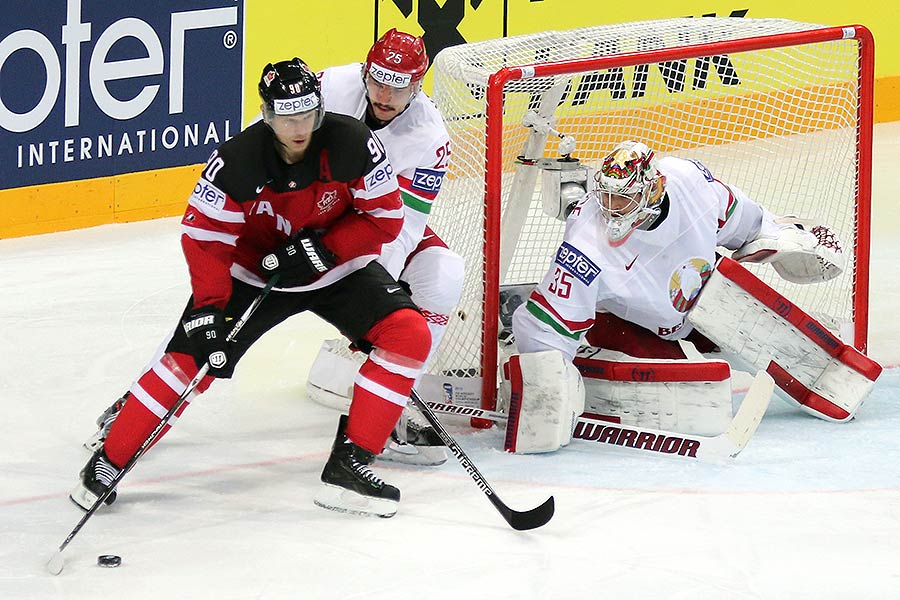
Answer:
[[182, 306, 233, 378], [259, 229, 337, 287]]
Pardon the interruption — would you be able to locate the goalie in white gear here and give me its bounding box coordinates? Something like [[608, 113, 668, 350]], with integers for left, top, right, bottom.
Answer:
[[305, 29, 464, 465], [505, 139, 880, 453]]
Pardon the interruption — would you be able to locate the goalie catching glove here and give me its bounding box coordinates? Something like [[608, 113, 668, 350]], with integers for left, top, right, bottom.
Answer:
[[260, 229, 337, 287], [732, 216, 845, 284]]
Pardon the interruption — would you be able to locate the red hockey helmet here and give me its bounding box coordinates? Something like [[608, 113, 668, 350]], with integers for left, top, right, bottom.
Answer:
[[364, 29, 429, 90]]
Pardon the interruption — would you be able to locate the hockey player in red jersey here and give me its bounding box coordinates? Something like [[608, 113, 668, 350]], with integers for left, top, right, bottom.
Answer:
[[71, 58, 431, 518]]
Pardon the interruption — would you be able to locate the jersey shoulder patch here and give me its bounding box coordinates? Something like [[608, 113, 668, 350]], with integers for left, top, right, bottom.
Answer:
[[555, 241, 601, 285]]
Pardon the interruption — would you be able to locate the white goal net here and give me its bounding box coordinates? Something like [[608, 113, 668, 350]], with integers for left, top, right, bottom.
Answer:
[[426, 18, 874, 409]]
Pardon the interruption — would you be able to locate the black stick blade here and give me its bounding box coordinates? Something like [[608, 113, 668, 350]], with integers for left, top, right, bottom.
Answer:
[[493, 494, 555, 531]]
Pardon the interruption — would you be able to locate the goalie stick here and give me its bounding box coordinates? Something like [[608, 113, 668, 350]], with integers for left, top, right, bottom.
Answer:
[[46, 276, 279, 576], [409, 388, 555, 531], [424, 369, 774, 463]]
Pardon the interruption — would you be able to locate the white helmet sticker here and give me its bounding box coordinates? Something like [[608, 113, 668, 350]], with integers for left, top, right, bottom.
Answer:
[[368, 62, 412, 88], [273, 93, 320, 115]]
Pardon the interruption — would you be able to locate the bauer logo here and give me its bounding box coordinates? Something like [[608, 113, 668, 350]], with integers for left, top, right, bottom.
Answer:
[[0, 1, 243, 190], [555, 242, 601, 285], [411, 167, 444, 193]]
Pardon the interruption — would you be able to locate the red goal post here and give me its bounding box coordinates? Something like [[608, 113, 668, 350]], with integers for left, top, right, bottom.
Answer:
[[426, 19, 875, 412]]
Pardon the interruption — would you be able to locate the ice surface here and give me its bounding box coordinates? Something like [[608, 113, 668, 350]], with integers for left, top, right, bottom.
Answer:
[[1, 123, 899, 600]]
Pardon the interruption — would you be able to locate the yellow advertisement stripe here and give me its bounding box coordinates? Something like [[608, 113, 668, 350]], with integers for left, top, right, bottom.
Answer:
[[875, 75, 900, 123], [554, 81, 858, 154], [0, 165, 200, 239]]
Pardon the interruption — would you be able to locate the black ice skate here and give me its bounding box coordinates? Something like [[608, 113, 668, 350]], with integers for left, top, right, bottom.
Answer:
[[83, 393, 128, 452], [69, 448, 121, 511], [314, 415, 400, 518], [380, 407, 447, 466]]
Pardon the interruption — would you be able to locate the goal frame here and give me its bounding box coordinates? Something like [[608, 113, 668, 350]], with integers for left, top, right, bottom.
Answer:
[[475, 25, 875, 410]]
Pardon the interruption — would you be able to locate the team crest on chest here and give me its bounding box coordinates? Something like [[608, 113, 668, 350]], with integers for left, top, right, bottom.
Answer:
[[669, 258, 712, 312], [317, 189, 340, 214]]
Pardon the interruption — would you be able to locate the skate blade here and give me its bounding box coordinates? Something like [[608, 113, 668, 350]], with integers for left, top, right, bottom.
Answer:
[[313, 483, 397, 518]]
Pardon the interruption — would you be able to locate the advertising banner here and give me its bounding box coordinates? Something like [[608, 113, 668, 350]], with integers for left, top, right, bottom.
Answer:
[[0, 0, 243, 191]]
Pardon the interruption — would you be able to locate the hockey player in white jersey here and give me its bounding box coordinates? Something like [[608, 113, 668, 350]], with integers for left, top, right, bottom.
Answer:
[[503, 140, 881, 454], [298, 29, 463, 465]]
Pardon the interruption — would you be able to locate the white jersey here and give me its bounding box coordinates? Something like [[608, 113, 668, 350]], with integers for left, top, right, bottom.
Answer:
[[318, 63, 451, 279], [513, 156, 777, 361]]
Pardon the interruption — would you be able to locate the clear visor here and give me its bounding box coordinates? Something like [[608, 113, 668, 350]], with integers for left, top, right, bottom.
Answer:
[[263, 104, 322, 132], [364, 73, 417, 102]]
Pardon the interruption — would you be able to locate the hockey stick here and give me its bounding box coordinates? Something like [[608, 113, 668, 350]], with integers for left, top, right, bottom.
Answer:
[[408, 388, 555, 531], [424, 369, 774, 463], [47, 276, 279, 576]]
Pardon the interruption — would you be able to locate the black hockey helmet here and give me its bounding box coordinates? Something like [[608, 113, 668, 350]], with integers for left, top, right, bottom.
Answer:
[[258, 58, 324, 129]]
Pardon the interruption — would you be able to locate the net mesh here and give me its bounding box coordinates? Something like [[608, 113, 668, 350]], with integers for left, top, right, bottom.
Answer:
[[426, 18, 866, 388]]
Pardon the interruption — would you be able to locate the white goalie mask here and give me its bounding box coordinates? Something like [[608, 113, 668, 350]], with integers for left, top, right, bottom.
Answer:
[[592, 140, 665, 244]]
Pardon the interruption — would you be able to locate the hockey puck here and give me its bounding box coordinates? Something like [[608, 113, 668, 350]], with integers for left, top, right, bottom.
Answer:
[[97, 555, 122, 568]]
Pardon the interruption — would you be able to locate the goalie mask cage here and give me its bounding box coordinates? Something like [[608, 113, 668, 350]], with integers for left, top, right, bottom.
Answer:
[[426, 18, 874, 410]]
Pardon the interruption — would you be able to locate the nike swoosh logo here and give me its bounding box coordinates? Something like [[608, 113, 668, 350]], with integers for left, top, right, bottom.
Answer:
[[386, 287, 402, 294], [255, 179, 273, 194], [625, 256, 638, 271]]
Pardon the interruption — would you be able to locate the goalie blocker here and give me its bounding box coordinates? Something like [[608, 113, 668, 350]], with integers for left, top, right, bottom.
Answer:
[[688, 257, 882, 422]]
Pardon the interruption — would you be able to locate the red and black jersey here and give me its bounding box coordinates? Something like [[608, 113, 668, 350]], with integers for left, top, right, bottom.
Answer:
[[180, 114, 403, 309]]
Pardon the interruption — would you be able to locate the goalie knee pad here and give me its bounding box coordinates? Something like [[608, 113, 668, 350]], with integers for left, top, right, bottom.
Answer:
[[688, 257, 882, 422], [500, 350, 585, 454], [573, 346, 734, 436]]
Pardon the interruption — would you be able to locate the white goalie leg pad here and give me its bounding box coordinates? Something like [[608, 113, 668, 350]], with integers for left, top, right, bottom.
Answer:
[[731, 216, 845, 284], [306, 339, 365, 412], [500, 350, 585, 454], [574, 346, 733, 436], [688, 257, 883, 422]]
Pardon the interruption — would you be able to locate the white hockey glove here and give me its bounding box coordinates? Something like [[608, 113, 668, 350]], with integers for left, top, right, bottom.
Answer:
[[732, 217, 845, 284]]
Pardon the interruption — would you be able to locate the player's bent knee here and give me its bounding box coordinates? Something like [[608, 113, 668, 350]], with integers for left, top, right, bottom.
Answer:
[[365, 308, 432, 364], [402, 248, 465, 312]]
